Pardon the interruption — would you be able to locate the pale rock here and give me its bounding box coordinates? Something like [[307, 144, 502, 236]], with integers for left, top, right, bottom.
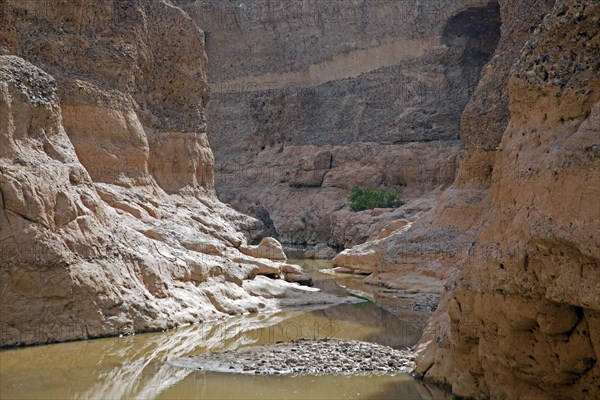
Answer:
[[332, 244, 383, 275], [331, 267, 354, 274], [239, 237, 287, 260], [0, 1, 323, 347], [243, 276, 353, 307], [281, 264, 313, 286]]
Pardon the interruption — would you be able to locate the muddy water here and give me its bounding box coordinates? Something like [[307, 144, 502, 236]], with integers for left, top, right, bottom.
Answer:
[[0, 260, 433, 400]]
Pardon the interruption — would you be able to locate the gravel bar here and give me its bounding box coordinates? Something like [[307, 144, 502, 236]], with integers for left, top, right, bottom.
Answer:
[[168, 338, 415, 376]]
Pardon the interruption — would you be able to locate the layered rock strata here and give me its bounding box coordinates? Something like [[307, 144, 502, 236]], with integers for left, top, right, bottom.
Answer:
[[414, 2, 600, 398], [0, 0, 338, 347], [331, 0, 599, 398], [177, 0, 502, 248]]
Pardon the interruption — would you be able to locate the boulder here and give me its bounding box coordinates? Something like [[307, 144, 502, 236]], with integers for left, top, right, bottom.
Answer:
[[240, 237, 287, 260], [281, 264, 313, 286], [332, 244, 384, 275]]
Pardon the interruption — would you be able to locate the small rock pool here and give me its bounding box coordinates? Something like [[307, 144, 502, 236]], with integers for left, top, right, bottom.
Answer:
[[0, 260, 441, 399]]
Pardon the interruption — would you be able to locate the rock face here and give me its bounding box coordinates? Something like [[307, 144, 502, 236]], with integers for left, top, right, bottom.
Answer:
[[340, 0, 599, 398], [337, 0, 559, 287], [177, 0, 502, 248], [0, 0, 329, 347], [240, 237, 287, 260], [414, 2, 600, 398]]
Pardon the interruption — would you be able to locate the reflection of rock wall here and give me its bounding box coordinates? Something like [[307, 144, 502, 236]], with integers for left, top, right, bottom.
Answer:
[[0, 1, 339, 347], [319, 303, 423, 349], [2, 307, 438, 399], [178, 0, 501, 247]]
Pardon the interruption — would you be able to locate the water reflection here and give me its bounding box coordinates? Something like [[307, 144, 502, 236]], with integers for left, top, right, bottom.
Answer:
[[1, 307, 323, 399], [1, 261, 440, 400]]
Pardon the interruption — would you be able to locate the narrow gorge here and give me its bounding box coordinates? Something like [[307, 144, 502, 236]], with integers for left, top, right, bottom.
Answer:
[[1, 1, 598, 400], [185, 0, 502, 251]]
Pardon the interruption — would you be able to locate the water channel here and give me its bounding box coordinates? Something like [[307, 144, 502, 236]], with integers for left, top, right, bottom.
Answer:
[[0, 260, 439, 400]]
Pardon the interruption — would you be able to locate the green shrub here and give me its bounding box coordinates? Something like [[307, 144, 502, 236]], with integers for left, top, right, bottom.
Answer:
[[348, 187, 405, 212]]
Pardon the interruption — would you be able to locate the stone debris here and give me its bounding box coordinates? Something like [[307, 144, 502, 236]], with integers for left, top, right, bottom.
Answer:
[[409, 294, 440, 312], [169, 339, 415, 376]]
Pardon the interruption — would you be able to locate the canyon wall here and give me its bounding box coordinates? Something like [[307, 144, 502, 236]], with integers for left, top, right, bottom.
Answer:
[[178, 0, 502, 250], [415, 1, 600, 398], [331, 0, 599, 398], [0, 0, 344, 347]]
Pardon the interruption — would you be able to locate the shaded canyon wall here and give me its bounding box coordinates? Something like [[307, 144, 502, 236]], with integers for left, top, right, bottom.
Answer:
[[414, 1, 600, 398], [178, 0, 503, 249]]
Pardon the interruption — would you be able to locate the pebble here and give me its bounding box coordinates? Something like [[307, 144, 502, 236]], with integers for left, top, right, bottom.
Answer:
[[168, 339, 414, 376]]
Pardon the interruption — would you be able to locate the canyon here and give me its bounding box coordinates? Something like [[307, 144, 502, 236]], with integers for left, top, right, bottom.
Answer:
[[185, 3, 600, 396], [0, 0, 349, 347], [333, 0, 600, 398], [1, 0, 599, 399], [179, 0, 501, 251]]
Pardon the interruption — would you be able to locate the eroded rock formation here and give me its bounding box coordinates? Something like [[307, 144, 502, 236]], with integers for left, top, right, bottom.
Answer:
[[334, 0, 599, 398], [0, 0, 341, 347], [1, 1, 597, 398], [331, 0, 543, 310], [414, 2, 600, 398], [178, 0, 502, 249]]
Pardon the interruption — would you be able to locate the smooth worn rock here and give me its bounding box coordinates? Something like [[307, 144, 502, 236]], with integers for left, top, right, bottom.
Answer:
[[240, 237, 287, 260], [281, 264, 313, 286], [333, 246, 382, 275], [0, 1, 328, 347]]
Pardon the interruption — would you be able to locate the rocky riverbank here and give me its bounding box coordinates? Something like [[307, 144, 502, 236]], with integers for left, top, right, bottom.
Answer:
[[169, 338, 415, 376]]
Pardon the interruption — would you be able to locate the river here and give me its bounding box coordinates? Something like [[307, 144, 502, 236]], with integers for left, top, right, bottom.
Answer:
[[0, 260, 438, 400]]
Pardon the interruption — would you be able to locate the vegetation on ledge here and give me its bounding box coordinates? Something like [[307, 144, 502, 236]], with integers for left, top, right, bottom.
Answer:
[[348, 187, 405, 211]]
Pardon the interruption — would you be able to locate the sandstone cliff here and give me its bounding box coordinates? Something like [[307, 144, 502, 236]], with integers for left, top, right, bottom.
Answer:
[[332, 0, 599, 398], [178, 0, 502, 250], [0, 0, 344, 347], [415, 1, 600, 398], [333, 0, 557, 306]]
